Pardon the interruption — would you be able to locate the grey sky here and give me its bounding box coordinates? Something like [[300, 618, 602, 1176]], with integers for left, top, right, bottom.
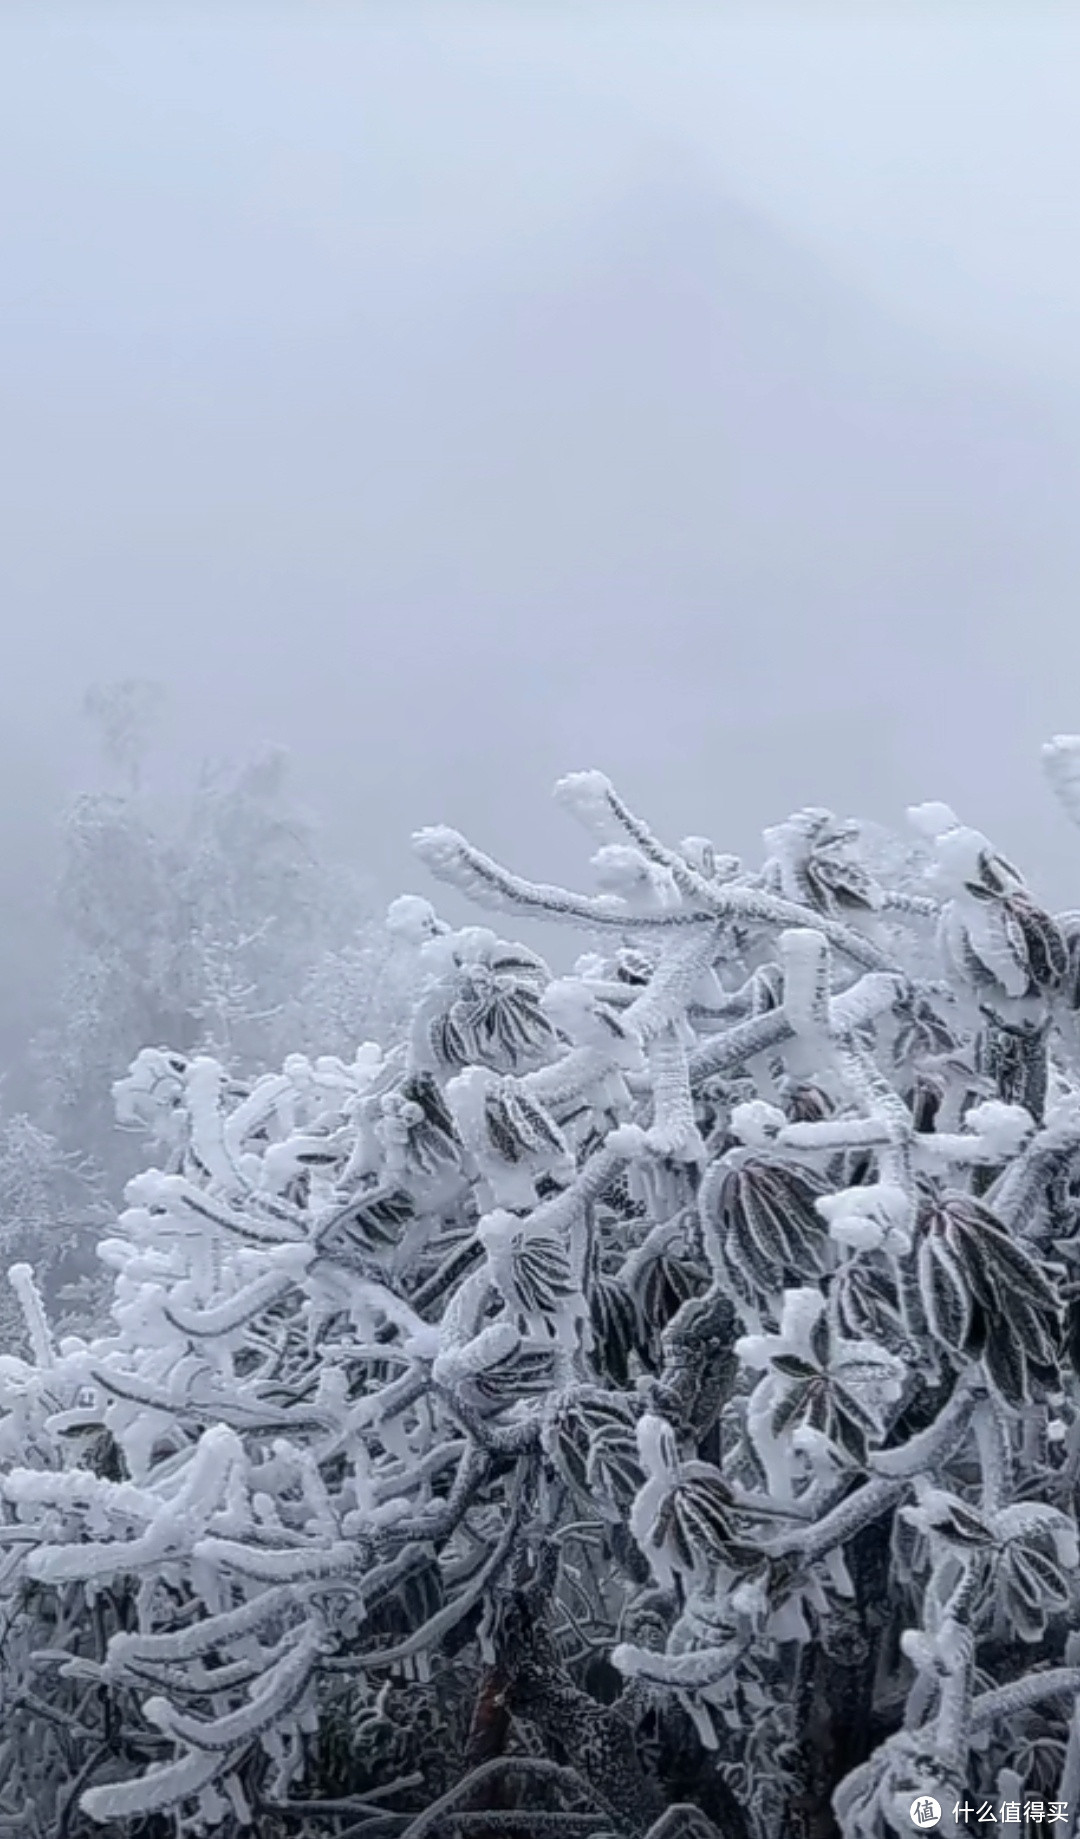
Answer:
[[2, 0, 1080, 969]]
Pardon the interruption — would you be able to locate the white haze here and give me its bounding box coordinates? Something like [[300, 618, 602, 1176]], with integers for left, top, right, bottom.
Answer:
[[2, 2, 1080, 1048]]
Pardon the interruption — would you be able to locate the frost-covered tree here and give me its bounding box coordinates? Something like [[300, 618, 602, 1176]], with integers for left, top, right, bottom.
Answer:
[[31, 709, 408, 1188], [81, 680, 169, 797], [8, 740, 1080, 1838], [0, 1110, 108, 1353]]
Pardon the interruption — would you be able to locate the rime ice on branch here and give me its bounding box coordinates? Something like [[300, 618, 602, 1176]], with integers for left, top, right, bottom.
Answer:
[[5, 747, 1080, 1839]]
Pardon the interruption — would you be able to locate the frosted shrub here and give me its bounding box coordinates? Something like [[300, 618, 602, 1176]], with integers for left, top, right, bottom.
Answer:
[[0, 1112, 108, 1353], [31, 738, 398, 1198], [6, 742, 1080, 1838]]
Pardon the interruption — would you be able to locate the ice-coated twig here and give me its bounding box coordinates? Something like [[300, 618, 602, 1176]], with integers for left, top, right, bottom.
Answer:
[[161, 1269, 296, 1339], [136, 1171, 306, 1245], [7, 1265, 55, 1371], [760, 1476, 906, 1560], [146, 1624, 321, 1750], [1043, 734, 1080, 834], [645, 1028, 704, 1163], [395, 1759, 603, 1839], [610, 1639, 751, 1691], [106, 1582, 314, 1669], [970, 1667, 1080, 1728], [687, 968, 908, 1086], [79, 1746, 238, 1825], [322, 1459, 529, 1673], [868, 1372, 982, 1477], [415, 813, 897, 971], [413, 827, 711, 931], [622, 925, 726, 1045]]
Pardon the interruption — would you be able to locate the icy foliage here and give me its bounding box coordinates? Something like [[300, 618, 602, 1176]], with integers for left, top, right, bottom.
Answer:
[[0, 1111, 109, 1353], [30, 734, 408, 1197], [6, 747, 1080, 1838]]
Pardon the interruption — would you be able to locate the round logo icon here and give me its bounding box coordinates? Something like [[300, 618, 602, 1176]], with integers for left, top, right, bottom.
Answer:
[[909, 1798, 942, 1831]]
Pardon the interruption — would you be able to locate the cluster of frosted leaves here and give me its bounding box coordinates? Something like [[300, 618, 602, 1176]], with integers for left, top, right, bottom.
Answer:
[[5, 753, 1080, 1838]]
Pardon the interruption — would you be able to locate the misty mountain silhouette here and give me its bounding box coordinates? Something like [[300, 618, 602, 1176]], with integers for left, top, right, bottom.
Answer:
[[2, 176, 1079, 1019], [319, 177, 1077, 904]]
